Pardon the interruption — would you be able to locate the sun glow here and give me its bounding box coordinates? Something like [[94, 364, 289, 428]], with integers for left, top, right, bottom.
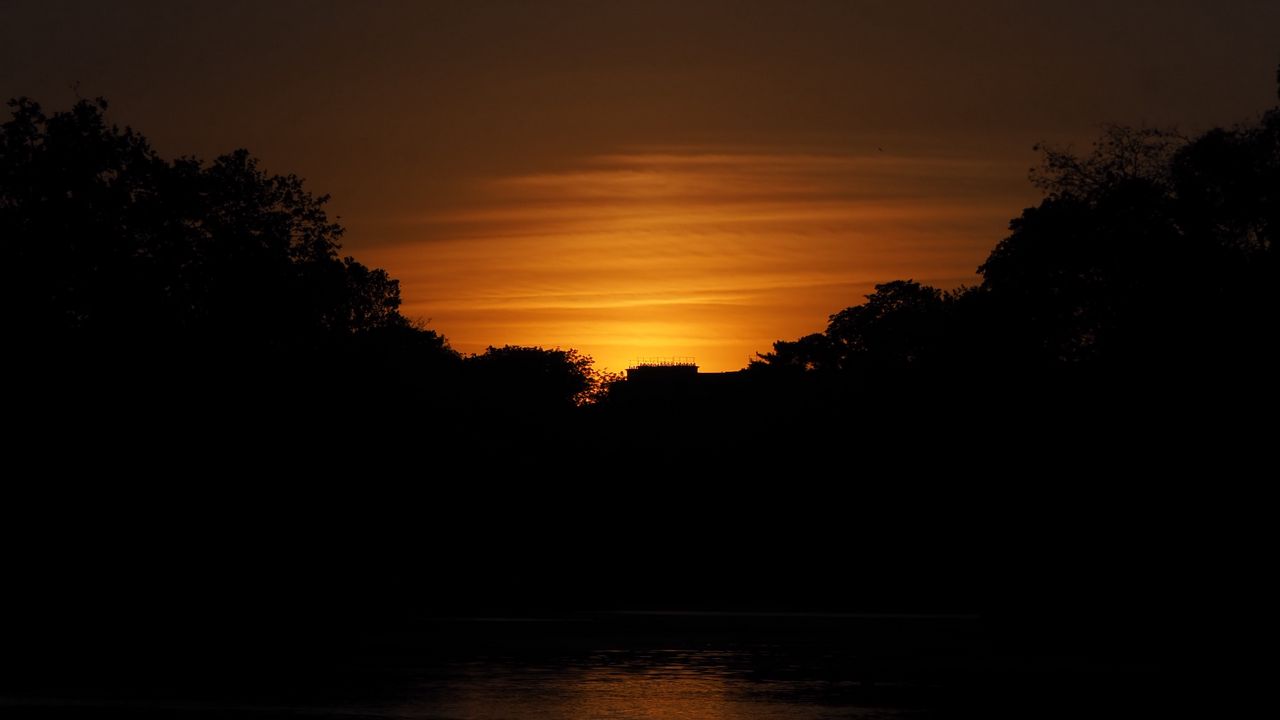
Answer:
[[360, 149, 1033, 371]]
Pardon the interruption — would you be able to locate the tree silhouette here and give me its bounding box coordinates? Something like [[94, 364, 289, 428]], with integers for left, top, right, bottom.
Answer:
[[755, 333, 836, 373], [981, 111, 1277, 373], [759, 76, 1278, 389], [825, 280, 952, 371], [754, 280, 955, 375], [466, 345, 606, 411], [0, 98, 406, 356]]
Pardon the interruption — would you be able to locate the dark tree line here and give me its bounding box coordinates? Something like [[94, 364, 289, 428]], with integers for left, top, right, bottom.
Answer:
[[0, 97, 608, 418], [7, 86, 1275, 424], [0, 97, 619, 683], [3, 77, 1276, 665], [754, 90, 1279, 402], [0, 98, 402, 346]]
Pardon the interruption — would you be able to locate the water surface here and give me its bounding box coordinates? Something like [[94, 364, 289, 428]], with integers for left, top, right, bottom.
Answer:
[[1, 612, 1165, 719]]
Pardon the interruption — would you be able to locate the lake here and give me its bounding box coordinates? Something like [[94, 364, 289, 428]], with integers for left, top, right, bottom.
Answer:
[[0, 611, 1168, 719]]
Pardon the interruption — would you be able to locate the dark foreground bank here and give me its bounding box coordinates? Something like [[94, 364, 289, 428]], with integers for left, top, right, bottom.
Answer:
[[1, 610, 1185, 720]]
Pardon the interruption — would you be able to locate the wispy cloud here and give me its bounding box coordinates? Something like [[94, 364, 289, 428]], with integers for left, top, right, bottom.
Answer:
[[361, 148, 1034, 370]]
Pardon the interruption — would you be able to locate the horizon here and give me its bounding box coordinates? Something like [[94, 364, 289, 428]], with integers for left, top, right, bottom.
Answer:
[[5, 1, 1277, 371], [3, 3, 1276, 717]]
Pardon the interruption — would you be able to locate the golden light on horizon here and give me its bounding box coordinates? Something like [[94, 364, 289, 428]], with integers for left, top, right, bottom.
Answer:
[[393, 651, 760, 720], [8, 1, 1275, 375], [361, 148, 1035, 372]]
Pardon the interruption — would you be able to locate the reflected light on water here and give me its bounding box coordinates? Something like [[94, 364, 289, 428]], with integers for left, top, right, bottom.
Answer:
[[390, 648, 909, 720]]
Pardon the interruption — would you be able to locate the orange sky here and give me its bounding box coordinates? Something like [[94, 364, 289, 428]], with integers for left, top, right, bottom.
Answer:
[[360, 149, 1034, 371], [5, 2, 1278, 372]]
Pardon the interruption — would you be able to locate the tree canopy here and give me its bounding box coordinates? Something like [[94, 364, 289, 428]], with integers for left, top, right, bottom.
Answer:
[[757, 85, 1279, 388], [0, 97, 407, 353]]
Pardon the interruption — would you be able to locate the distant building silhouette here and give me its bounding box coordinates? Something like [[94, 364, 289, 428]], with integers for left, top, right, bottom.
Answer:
[[626, 357, 699, 384], [614, 358, 748, 409]]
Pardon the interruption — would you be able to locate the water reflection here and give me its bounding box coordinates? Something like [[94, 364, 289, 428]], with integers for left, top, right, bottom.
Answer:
[[390, 647, 922, 720], [0, 613, 1163, 719]]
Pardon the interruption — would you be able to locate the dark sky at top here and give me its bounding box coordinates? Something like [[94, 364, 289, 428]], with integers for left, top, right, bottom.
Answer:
[[3, 1, 1276, 369]]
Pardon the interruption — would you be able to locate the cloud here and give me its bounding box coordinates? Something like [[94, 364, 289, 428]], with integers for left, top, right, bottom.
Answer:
[[361, 148, 1034, 371]]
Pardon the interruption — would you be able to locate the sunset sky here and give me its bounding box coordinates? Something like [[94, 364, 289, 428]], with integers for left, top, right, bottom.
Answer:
[[4, 1, 1277, 371]]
